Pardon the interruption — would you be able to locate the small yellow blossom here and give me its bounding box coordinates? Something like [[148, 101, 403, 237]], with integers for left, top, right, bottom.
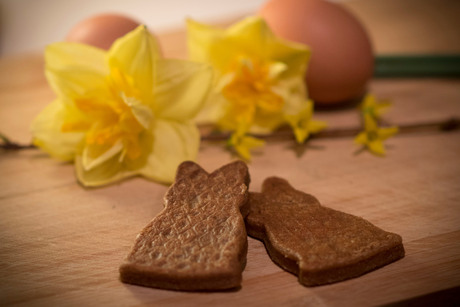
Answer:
[[32, 25, 213, 186], [227, 125, 265, 161], [187, 16, 311, 157], [285, 100, 327, 143], [354, 113, 398, 156], [360, 94, 392, 120]]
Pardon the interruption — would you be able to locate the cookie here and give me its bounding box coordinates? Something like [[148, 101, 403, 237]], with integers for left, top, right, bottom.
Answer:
[[119, 160, 250, 291], [245, 177, 405, 286]]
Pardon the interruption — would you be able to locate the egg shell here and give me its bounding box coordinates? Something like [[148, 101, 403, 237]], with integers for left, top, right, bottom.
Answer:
[[260, 0, 374, 105], [66, 13, 141, 50]]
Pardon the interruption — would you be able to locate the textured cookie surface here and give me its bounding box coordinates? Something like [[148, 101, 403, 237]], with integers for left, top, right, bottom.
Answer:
[[245, 177, 405, 286], [120, 161, 250, 291]]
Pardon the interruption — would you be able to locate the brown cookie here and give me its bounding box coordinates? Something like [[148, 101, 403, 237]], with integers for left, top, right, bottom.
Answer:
[[245, 177, 405, 286], [120, 161, 250, 291]]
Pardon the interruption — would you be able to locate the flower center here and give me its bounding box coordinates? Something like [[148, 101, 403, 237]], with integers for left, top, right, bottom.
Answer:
[[62, 67, 148, 161], [221, 57, 284, 123], [367, 130, 379, 141]]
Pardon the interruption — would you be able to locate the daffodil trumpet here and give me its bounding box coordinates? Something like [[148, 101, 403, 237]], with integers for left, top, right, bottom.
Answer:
[[31, 25, 213, 187]]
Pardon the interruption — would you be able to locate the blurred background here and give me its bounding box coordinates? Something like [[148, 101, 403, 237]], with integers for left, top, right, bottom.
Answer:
[[1, 0, 459, 57], [0, 0, 269, 56]]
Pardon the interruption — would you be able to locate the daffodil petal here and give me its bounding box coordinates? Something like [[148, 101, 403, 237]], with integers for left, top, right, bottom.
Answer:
[[268, 62, 288, 80], [75, 133, 153, 187], [187, 18, 225, 64], [31, 99, 85, 161], [81, 141, 123, 171], [153, 59, 213, 121], [214, 18, 271, 72], [45, 42, 109, 100], [189, 16, 309, 77], [267, 39, 310, 78], [45, 42, 106, 74], [276, 77, 307, 113], [139, 119, 200, 183], [107, 25, 161, 104], [188, 17, 265, 73], [122, 93, 153, 129], [228, 17, 309, 76], [75, 153, 136, 187], [252, 112, 284, 133], [227, 16, 273, 56]]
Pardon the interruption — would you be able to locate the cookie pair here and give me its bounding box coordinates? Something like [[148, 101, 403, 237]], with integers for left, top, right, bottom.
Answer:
[[119, 161, 404, 291]]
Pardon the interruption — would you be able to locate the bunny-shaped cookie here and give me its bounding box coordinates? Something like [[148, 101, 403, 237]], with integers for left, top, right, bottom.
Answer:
[[120, 161, 250, 291], [246, 177, 404, 286]]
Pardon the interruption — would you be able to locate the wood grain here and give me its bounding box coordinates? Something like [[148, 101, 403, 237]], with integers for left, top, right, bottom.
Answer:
[[1, 1, 460, 305]]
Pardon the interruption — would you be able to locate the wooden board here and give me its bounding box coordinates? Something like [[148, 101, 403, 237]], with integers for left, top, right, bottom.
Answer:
[[1, 1, 460, 305]]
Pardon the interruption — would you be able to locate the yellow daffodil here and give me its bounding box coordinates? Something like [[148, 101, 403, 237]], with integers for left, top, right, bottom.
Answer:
[[354, 113, 399, 156], [31, 25, 213, 186], [187, 16, 311, 158], [285, 100, 327, 143], [360, 93, 391, 120]]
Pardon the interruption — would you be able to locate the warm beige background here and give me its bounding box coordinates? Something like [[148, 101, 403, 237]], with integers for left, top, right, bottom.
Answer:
[[344, 0, 460, 54], [0, 0, 265, 56], [2, 0, 460, 56]]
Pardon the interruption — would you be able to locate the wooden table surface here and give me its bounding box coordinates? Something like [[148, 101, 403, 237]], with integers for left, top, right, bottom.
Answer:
[[1, 1, 460, 306]]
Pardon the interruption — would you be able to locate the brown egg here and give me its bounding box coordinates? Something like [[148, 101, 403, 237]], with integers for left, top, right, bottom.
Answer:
[[259, 0, 374, 106], [66, 14, 140, 50]]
